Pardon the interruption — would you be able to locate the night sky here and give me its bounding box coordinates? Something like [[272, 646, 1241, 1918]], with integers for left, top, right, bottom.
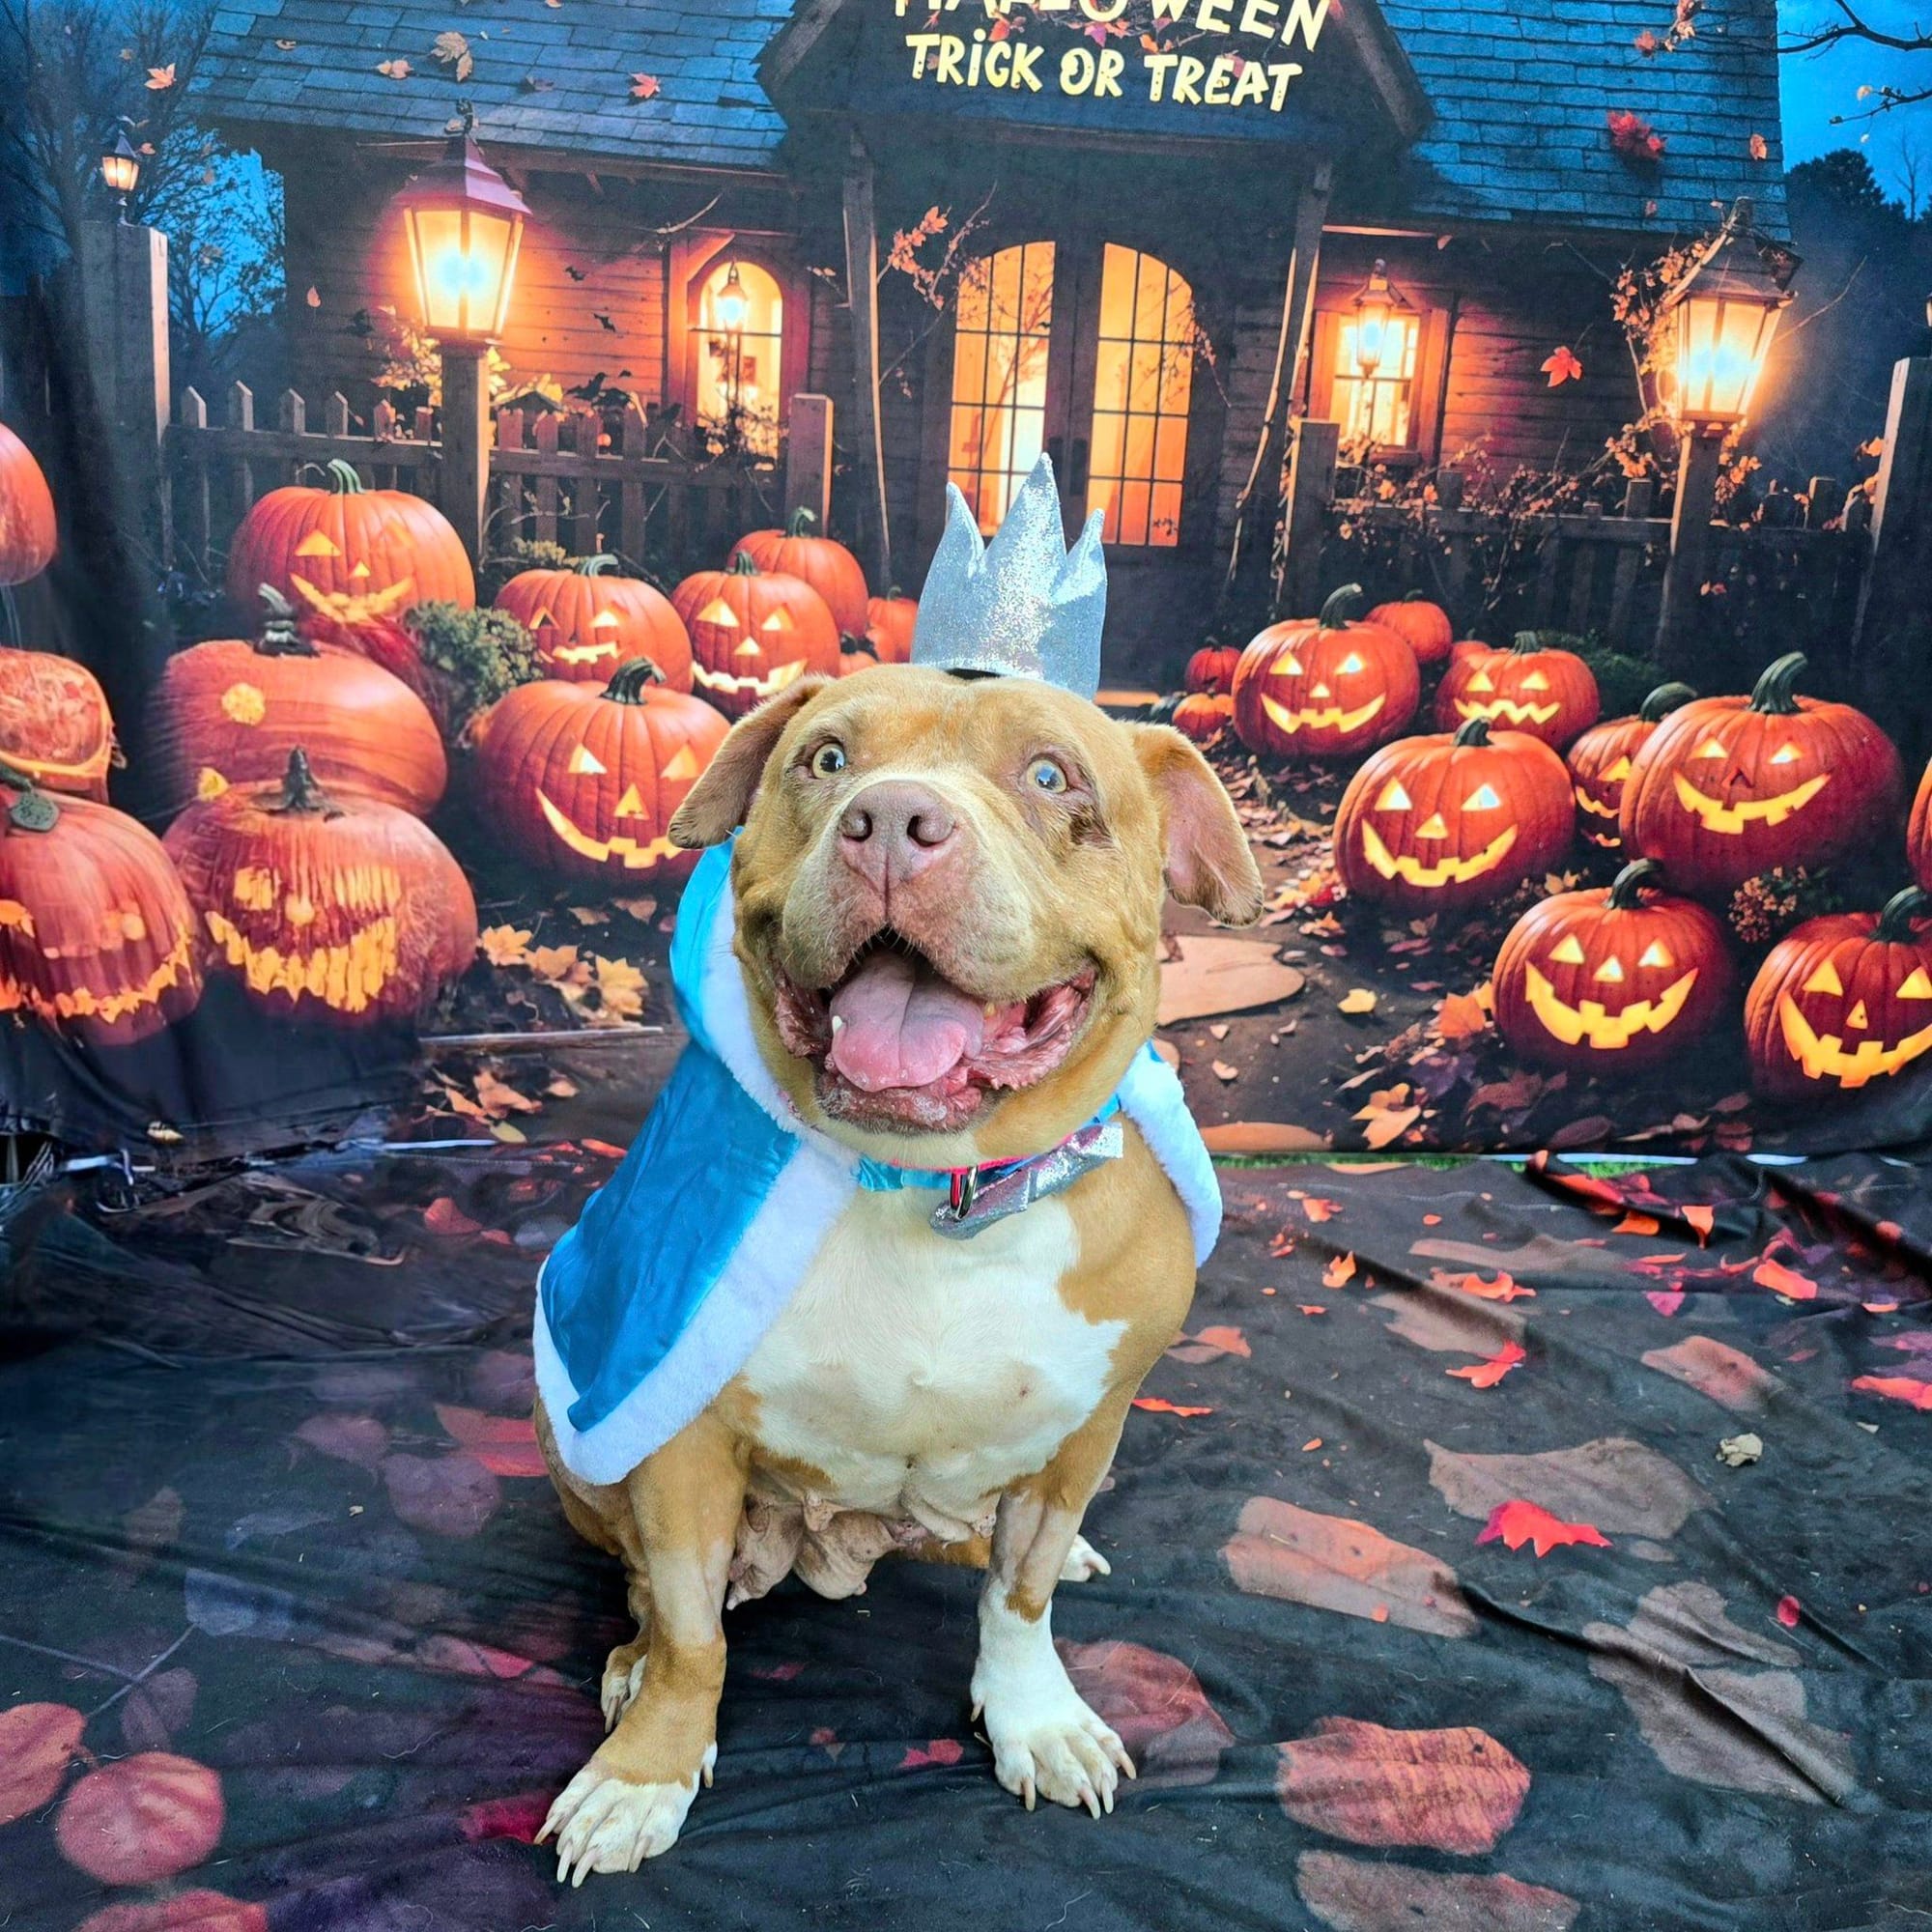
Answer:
[[1780, 0, 1932, 195]]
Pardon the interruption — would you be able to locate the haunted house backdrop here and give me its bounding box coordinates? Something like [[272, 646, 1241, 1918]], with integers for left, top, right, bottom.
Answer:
[[3, 0, 1932, 1161]]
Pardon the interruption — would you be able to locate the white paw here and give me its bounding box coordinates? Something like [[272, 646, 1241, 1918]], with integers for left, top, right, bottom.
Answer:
[[538, 1751, 709, 1883], [600, 1642, 648, 1732], [1059, 1534, 1111, 1583], [980, 1694, 1134, 1819]]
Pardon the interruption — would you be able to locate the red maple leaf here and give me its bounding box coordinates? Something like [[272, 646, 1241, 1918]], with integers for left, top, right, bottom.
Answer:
[[1607, 109, 1666, 163], [1447, 1342, 1526, 1389], [1476, 1499, 1611, 1557], [1541, 346, 1583, 388], [630, 71, 660, 100]]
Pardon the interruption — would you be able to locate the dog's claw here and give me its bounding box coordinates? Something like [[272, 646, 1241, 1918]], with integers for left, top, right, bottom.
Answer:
[[541, 1757, 702, 1881]]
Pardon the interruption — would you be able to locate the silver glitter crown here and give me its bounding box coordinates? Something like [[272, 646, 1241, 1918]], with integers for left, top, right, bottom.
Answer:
[[910, 454, 1106, 701]]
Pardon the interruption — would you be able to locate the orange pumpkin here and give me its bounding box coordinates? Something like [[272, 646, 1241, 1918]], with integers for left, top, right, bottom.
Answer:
[[0, 421, 57, 586], [1745, 886, 1932, 1098], [494, 554, 692, 688], [1366, 593, 1454, 667], [1173, 692, 1235, 744], [0, 647, 116, 800], [224, 459, 474, 615], [1493, 858, 1734, 1072], [673, 554, 841, 720], [1434, 632, 1600, 749], [0, 764, 201, 1046], [1232, 585, 1420, 759], [1334, 718, 1575, 915], [165, 749, 476, 1027], [470, 659, 729, 881], [864, 589, 918, 665], [1566, 683, 1696, 854], [1621, 653, 1903, 900], [1184, 643, 1242, 696], [153, 592, 448, 820], [1908, 758, 1932, 894], [838, 643, 881, 677], [729, 508, 869, 639]]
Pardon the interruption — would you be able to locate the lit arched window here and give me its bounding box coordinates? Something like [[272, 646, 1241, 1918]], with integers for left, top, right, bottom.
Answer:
[[696, 258, 783, 457], [1088, 245, 1195, 548], [948, 242, 1055, 534]]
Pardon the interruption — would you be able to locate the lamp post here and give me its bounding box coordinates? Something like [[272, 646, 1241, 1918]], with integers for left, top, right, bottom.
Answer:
[[388, 109, 530, 562], [99, 131, 141, 221], [713, 261, 749, 444], [1656, 213, 1797, 674]]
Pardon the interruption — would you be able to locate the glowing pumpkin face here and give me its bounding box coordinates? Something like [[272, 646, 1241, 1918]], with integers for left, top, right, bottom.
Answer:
[[1231, 584, 1420, 759], [671, 555, 842, 720], [1621, 654, 1904, 899], [1565, 683, 1696, 854], [470, 660, 730, 882], [1745, 887, 1932, 1097], [1493, 859, 1734, 1072], [494, 555, 694, 687], [1434, 633, 1600, 750], [1333, 718, 1576, 914]]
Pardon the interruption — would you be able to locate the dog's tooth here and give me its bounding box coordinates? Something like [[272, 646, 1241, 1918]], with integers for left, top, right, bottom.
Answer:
[[984, 1002, 999, 1019], [831, 1013, 845, 1034]]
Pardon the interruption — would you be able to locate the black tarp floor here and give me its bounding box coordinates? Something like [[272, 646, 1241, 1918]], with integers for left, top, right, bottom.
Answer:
[[2, 1144, 1930, 1932]]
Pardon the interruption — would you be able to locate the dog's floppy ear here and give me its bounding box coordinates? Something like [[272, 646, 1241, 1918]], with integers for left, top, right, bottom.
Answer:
[[668, 676, 833, 849], [1131, 724, 1264, 926]]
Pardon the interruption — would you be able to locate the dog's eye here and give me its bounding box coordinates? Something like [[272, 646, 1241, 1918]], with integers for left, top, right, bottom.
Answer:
[[1027, 758, 1069, 795], [810, 742, 847, 778]]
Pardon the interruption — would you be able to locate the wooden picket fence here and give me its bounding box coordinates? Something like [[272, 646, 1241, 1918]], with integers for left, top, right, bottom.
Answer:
[[165, 384, 811, 585]]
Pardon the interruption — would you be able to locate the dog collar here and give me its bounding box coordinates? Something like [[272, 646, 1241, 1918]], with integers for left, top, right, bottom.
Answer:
[[856, 1096, 1124, 1240]]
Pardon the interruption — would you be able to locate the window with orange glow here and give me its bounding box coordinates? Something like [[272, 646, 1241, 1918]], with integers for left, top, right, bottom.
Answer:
[[1331, 312, 1419, 448], [696, 258, 783, 457], [1087, 245, 1195, 548], [948, 242, 1055, 534]]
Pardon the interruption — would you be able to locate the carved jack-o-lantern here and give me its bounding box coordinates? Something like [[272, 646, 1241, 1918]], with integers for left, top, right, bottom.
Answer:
[[1334, 718, 1575, 915], [0, 764, 202, 1046], [728, 508, 870, 639], [1232, 584, 1420, 759], [469, 658, 729, 881], [672, 554, 842, 720], [165, 750, 476, 1028], [1744, 886, 1932, 1097], [1493, 859, 1734, 1072], [494, 554, 693, 688], [1621, 653, 1904, 900], [1566, 683, 1696, 854], [1434, 632, 1600, 749]]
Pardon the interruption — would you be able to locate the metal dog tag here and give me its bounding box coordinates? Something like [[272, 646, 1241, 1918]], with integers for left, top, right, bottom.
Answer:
[[928, 1118, 1124, 1240]]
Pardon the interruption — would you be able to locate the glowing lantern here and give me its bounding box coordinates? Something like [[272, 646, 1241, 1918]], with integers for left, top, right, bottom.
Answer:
[[1350, 260, 1411, 379], [391, 119, 529, 345]]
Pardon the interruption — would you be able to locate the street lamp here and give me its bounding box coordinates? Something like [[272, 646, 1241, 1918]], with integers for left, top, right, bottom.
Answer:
[[1350, 259, 1410, 380], [387, 109, 531, 560], [99, 130, 141, 220]]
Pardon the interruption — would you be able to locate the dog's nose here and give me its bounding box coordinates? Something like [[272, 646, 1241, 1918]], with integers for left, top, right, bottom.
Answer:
[[838, 781, 957, 891]]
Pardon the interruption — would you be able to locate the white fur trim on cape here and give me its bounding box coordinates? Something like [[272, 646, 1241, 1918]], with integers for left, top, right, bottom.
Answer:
[[534, 861, 1223, 1485]]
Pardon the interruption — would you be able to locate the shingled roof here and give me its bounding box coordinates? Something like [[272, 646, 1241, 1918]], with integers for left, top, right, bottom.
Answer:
[[194, 0, 1785, 234]]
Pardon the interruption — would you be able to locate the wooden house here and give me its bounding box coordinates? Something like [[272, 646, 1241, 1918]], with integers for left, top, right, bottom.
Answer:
[[194, 0, 1786, 681]]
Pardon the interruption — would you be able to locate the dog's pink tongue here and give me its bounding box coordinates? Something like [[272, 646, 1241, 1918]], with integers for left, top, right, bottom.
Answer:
[[827, 951, 986, 1093]]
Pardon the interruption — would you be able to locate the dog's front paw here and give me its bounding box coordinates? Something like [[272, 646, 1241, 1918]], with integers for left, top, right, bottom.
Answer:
[[600, 1638, 648, 1731], [538, 1749, 710, 1883], [981, 1695, 1134, 1819], [1059, 1534, 1111, 1583]]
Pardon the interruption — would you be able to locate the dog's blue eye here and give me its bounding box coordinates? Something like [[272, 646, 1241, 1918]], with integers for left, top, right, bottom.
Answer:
[[811, 743, 846, 777], [1029, 758, 1068, 794]]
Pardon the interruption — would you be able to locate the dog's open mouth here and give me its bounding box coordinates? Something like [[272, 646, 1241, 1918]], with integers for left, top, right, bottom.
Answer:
[[773, 933, 1095, 1130]]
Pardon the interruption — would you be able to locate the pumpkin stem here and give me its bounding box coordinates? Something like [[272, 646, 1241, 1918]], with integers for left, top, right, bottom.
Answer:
[[574, 554, 621, 578], [603, 657, 667, 703], [1606, 858, 1666, 910], [886, 584, 904, 600], [1318, 583, 1364, 630], [270, 747, 339, 818], [1402, 590, 1430, 604], [785, 506, 819, 538], [1639, 682, 1697, 723], [1747, 653, 1808, 717], [728, 553, 762, 577], [1451, 717, 1494, 748], [326, 458, 367, 496], [1510, 631, 1544, 656], [254, 584, 319, 657], [1874, 885, 1932, 943]]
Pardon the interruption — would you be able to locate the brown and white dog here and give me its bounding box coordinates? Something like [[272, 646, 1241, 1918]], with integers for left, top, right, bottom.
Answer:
[[535, 664, 1261, 1880]]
